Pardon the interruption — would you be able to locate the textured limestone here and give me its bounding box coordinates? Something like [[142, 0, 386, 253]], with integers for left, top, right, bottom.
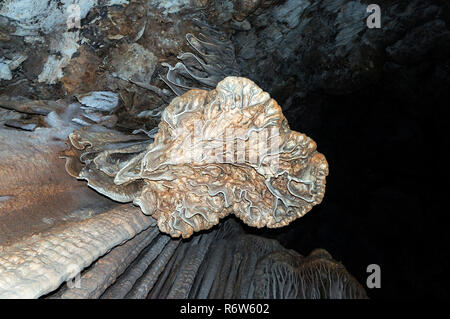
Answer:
[[0, 205, 154, 298]]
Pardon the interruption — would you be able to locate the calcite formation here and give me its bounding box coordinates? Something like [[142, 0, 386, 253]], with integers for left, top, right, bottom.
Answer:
[[161, 18, 240, 96], [63, 76, 328, 238]]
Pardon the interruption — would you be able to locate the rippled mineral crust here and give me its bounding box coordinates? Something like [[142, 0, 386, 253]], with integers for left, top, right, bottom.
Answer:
[[65, 77, 328, 238]]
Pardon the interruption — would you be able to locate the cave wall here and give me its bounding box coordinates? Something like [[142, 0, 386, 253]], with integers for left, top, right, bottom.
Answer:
[[1, 0, 449, 299]]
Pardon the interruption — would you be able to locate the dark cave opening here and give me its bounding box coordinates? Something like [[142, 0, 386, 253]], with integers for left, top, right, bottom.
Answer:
[[240, 67, 450, 298]]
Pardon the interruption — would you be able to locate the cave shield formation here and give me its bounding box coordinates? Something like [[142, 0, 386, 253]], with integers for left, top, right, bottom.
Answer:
[[0, 0, 403, 299], [62, 77, 329, 239]]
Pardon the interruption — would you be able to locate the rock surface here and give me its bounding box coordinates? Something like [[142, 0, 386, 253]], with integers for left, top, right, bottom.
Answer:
[[1, 0, 448, 299]]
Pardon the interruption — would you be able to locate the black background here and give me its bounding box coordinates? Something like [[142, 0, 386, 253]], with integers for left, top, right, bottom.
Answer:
[[242, 55, 449, 299]]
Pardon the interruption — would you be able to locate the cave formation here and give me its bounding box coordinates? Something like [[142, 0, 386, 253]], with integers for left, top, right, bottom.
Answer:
[[0, 0, 448, 299]]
